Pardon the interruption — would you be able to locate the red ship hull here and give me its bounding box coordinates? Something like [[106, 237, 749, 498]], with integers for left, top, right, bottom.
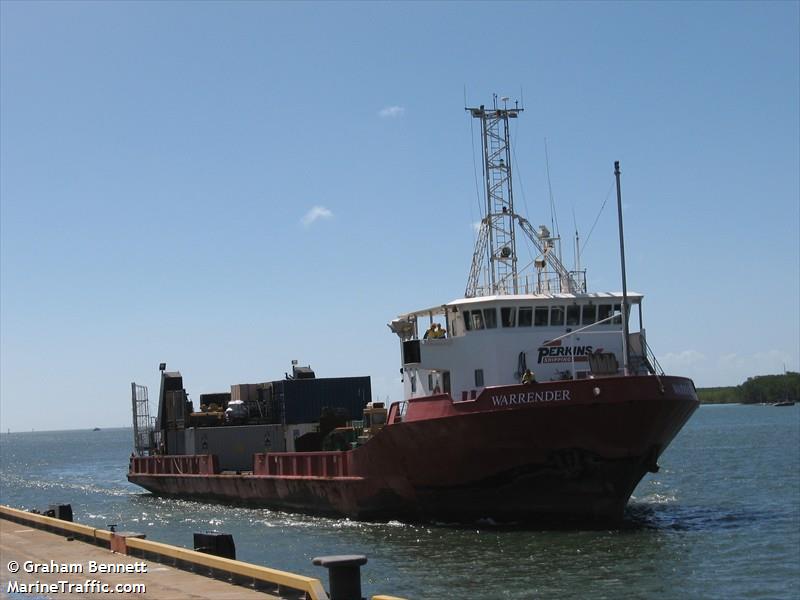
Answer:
[[128, 375, 698, 524]]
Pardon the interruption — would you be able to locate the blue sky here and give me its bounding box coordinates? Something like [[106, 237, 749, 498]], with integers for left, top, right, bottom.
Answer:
[[1, 1, 798, 431]]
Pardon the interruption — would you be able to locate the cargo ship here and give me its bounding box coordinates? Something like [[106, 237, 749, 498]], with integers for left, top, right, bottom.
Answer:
[[128, 99, 699, 524]]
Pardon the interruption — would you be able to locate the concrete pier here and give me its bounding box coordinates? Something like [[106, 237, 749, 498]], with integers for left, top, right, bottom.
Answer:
[[1, 505, 406, 600], [0, 518, 280, 599]]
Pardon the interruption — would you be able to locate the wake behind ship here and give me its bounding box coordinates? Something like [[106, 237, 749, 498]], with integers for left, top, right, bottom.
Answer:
[[128, 98, 699, 524]]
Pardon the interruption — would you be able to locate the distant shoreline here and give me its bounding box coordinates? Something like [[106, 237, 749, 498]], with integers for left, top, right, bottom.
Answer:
[[3, 374, 798, 430], [697, 372, 798, 405], [2, 426, 131, 435]]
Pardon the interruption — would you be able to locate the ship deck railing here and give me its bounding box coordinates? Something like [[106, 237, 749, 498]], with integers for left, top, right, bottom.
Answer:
[[387, 400, 407, 424], [130, 452, 358, 479], [129, 454, 218, 475], [470, 269, 587, 297], [255, 451, 352, 478]]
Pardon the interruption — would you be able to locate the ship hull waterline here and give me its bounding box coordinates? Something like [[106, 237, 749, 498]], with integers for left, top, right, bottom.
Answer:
[[128, 376, 698, 525]]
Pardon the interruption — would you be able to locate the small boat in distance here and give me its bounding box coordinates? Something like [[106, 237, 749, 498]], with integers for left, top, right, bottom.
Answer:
[[128, 98, 699, 524], [773, 367, 796, 406], [92, 427, 101, 431]]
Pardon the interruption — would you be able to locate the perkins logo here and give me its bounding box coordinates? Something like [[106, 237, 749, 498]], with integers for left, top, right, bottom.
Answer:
[[537, 340, 596, 363]]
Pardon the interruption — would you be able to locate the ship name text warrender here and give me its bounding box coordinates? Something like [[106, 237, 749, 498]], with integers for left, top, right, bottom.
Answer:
[[491, 390, 571, 406]]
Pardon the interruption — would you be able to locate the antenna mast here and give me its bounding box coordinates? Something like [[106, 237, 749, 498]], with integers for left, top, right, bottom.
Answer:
[[465, 96, 584, 297], [465, 95, 522, 296]]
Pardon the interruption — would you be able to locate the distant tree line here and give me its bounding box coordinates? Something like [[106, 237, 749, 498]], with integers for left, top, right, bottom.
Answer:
[[696, 372, 799, 404]]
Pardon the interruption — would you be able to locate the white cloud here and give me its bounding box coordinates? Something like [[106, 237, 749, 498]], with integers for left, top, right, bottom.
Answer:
[[378, 105, 405, 118], [660, 349, 707, 369], [717, 350, 792, 376], [301, 205, 333, 227], [658, 349, 708, 386]]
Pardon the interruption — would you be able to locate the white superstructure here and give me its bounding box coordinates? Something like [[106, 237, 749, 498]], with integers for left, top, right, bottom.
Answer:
[[390, 292, 656, 402], [388, 97, 661, 402]]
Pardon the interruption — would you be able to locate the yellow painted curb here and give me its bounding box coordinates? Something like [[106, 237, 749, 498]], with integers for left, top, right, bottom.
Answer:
[[0, 504, 326, 599]]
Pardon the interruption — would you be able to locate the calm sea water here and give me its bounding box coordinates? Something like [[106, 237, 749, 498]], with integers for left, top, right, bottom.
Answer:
[[1, 405, 798, 599]]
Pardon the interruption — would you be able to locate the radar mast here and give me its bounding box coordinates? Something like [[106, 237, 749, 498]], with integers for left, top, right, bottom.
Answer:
[[465, 95, 521, 297], [465, 95, 585, 297]]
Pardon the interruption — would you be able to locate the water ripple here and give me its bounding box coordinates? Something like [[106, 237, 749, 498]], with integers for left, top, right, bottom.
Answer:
[[1, 407, 798, 600]]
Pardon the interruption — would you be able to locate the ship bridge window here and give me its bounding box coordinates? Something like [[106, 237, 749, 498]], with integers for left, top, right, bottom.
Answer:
[[613, 304, 622, 324], [471, 310, 485, 330], [518, 307, 533, 327], [501, 307, 516, 327], [598, 304, 613, 323], [567, 304, 581, 325], [534, 307, 549, 326], [475, 369, 484, 387], [550, 305, 565, 326], [402, 340, 421, 364], [566, 305, 580, 326], [463, 312, 472, 331], [582, 304, 597, 325], [483, 308, 497, 329], [428, 371, 447, 394], [366, 411, 386, 427]]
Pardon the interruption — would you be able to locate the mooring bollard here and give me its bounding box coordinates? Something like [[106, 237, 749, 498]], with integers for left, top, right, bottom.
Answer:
[[47, 504, 73, 522], [312, 554, 367, 600], [193, 531, 236, 560]]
